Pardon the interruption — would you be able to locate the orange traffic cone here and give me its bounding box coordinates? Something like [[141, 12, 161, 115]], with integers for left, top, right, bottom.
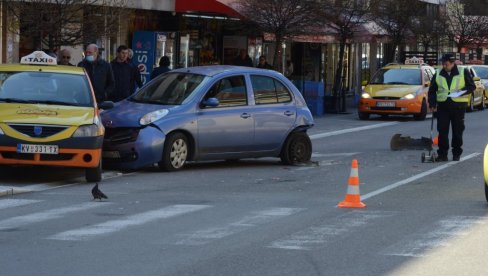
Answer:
[[433, 134, 439, 146], [337, 159, 366, 208]]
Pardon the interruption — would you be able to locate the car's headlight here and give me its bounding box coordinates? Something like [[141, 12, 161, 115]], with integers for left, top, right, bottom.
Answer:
[[401, 94, 415, 100], [361, 93, 371, 99], [72, 124, 104, 137], [139, 109, 169, 126]]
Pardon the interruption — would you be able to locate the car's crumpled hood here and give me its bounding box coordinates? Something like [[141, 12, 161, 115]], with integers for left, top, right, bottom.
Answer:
[[101, 100, 176, 128]]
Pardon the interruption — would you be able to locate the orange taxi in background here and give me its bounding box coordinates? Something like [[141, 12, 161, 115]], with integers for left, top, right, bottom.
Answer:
[[359, 58, 435, 121]]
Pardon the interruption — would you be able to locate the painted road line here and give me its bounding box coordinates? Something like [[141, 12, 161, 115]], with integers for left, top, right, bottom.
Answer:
[[312, 152, 360, 158], [0, 199, 42, 210], [175, 207, 304, 246], [0, 202, 109, 230], [362, 152, 480, 201], [269, 211, 395, 250], [48, 204, 212, 241], [382, 216, 486, 257], [310, 122, 399, 140]]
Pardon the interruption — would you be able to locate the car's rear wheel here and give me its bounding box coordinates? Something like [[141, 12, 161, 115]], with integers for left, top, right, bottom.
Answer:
[[86, 160, 102, 183], [414, 100, 427, 121], [280, 132, 312, 165], [467, 96, 475, 112], [159, 132, 189, 171], [358, 112, 370, 120]]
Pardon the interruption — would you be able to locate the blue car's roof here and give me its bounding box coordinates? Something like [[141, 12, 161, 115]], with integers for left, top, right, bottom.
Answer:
[[171, 65, 280, 77]]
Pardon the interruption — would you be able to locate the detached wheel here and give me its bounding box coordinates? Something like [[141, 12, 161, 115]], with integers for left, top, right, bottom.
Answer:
[[280, 132, 312, 165], [86, 160, 102, 182], [485, 183, 488, 203], [414, 100, 427, 121], [467, 96, 475, 112], [159, 132, 189, 171], [358, 112, 370, 120]]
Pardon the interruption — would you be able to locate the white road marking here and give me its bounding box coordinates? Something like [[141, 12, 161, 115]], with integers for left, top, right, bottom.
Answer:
[[310, 122, 399, 140], [48, 204, 212, 241], [0, 202, 109, 230], [312, 152, 360, 158], [269, 211, 394, 250], [362, 152, 480, 201], [175, 207, 303, 246], [0, 199, 42, 210], [383, 216, 486, 257]]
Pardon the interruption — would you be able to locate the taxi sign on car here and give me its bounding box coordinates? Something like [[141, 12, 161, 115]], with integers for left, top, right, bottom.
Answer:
[[0, 51, 113, 182]]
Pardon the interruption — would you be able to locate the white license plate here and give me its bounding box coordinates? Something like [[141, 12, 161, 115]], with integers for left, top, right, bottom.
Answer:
[[17, 144, 59, 155], [376, 101, 396, 107]]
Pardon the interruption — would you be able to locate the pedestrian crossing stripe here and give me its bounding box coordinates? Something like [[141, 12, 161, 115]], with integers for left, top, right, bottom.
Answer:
[[0, 199, 42, 210]]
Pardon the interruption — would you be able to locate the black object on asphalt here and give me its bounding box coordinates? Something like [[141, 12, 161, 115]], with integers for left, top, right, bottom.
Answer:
[[91, 183, 108, 201], [390, 134, 433, 151]]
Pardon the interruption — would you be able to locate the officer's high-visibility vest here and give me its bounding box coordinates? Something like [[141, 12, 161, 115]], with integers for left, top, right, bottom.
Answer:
[[435, 69, 469, 103]]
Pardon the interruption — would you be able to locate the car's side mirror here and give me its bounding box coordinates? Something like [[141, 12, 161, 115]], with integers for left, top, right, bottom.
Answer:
[[473, 77, 481, 81], [201, 98, 219, 108], [361, 80, 368, 86], [99, 101, 115, 110]]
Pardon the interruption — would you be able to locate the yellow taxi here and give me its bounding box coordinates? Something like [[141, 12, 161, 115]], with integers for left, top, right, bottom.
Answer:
[[359, 57, 435, 120], [0, 51, 112, 182]]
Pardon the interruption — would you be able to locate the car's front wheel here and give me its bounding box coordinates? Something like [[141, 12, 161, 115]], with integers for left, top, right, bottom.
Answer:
[[467, 96, 475, 112], [280, 132, 312, 165], [159, 132, 189, 171], [414, 100, 427, 121], [86, 160, 102, 183], [477, 96, 485, 110], [485, 183, 488, 203], [358, 112, 370, 120]]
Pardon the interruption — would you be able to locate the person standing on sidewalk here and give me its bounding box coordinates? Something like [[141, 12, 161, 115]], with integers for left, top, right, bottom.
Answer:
[[78, 44, 115, 103], [110, 45, 141, 102], [428, 54, 476, 161]]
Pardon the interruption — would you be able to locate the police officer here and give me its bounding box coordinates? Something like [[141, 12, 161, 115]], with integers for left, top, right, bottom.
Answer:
[[428, 54, 476, 161]]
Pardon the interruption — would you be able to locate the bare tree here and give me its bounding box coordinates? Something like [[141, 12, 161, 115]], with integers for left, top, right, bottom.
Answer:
[[445, 0, 488, 53], [319, 0, 379, 112], [4, 0, 127, 52], [372, 0, 425, 63], [410, 10, 448, 59], [236, 0, 318, 71]]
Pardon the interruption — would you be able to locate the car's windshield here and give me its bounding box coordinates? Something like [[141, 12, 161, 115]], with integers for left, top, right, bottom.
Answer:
[[131, 73, 205, 105], [473, 66, 488, 79], [370, 68, 421, 85], [0, 72, 93, 107]]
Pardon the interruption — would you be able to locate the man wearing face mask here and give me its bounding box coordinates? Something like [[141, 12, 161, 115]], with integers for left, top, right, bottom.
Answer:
[[78, 44, 115, 103], [428, 54, 476, 162]]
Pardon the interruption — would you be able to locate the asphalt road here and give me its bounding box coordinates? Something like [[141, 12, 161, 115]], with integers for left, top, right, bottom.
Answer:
[[0, 110, 487, 276]]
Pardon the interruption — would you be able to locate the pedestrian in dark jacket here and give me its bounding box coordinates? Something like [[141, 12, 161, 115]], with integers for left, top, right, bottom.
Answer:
[[78, 44, 115, 103], [256, 55, 273, 70], [428, 54, 476, 161], [110, 45, 141, 102], [234, 49, 253, 67], [150, 56, 171, 80]]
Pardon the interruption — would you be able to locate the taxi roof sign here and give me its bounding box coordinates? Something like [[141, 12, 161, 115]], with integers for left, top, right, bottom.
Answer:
[[20, 51, 57, 66], [405, 56, 424, 65]]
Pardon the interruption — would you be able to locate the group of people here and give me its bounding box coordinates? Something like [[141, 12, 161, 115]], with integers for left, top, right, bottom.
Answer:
[[233, 49, 294, 78], [58, 44, 152, 104]]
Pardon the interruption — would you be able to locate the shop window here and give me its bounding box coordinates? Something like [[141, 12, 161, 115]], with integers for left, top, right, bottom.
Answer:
[[251, 75, 292, 104]]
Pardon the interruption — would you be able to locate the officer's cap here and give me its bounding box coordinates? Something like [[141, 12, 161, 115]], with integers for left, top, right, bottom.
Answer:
[[441, 54, 456, 63]]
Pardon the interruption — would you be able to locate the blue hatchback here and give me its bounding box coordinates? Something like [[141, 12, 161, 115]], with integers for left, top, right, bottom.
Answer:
[[101, 66, 314, 171]]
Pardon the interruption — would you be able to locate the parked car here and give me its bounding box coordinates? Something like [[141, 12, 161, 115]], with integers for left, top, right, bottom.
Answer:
[[101, 66, 314, 171], [358, 62, 435, 120], [470, 65, 488, 105], [0, 51, 112, 182]]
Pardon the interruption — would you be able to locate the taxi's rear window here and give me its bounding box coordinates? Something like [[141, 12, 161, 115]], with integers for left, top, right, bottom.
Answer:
[[0, 72, 93, 107]]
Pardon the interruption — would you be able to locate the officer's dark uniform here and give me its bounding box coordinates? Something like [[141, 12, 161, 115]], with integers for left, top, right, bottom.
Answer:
[[428, 59, 476, 161]]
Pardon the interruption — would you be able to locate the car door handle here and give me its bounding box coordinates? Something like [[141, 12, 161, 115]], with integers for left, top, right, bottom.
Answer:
[[241, 113, 251, 119], [284, 111, 295, 116]]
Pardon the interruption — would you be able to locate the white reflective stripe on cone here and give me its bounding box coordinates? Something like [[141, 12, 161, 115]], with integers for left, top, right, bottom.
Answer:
[[349, 168, 359, 178], [347, 185, 360, 195]]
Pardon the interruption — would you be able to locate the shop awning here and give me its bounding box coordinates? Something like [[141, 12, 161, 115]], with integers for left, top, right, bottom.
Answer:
[[175, 0, 242, 18]]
